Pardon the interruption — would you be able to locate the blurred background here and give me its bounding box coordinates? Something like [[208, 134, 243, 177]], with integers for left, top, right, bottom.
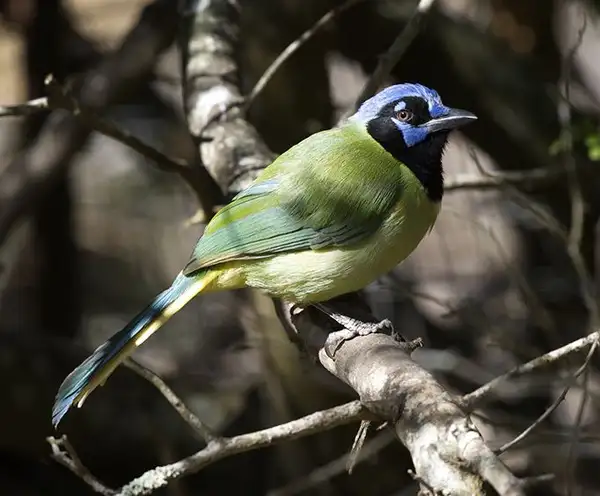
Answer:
[[1, 0, 600, 494]]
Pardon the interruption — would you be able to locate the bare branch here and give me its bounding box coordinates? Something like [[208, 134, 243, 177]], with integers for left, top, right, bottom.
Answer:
[[48, 435, 116, 496], [0, 76, 219, 211], [0, 97, 49, 116], [560, 13, 587, 257], [123, 359, 221, 444], [558, 14, 594, 494], [444, 166, 572, 192], [268, 430, 395, 496], [281, 301, 523, 496], [350, 0, 438, 113], [115, 402, 366, 496], [496, 339, 598, 454], [462, 331, 600, 410], [53, 323, 600, 495], [0, 0, 179, 248], [180, 0, 273, 193], [245, 0, 365, 109]]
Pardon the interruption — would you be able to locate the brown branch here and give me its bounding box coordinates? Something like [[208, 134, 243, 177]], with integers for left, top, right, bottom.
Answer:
[[558, 14, 594, 494], [0, 76, 219, 212], [180, 0, 273, 193], [56, 323, 600, 495], [0, 0, 178, 248]]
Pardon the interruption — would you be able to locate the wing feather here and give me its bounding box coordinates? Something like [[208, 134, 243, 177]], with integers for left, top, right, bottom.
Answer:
[[183, 124, 405, 276]]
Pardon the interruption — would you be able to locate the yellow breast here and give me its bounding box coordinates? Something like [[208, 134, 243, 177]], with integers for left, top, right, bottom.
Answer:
[[212, 190, 440, 304]]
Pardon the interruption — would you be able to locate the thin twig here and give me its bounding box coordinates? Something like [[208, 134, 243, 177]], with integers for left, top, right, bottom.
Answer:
[[0, 0, 179, 248], [0, 77, 221, 212], [48, 435, 116, 496], [245, 0, 365, 109], [461, 331, 600, 410], [0, 97, 49, 116], [496, 339, 599, 454], [565, 366, 590, 496], [347, 419, 370, 474], [350, 0, 438, 113], [115, 402, 366, 496], [559, 15, 595, 495], [124, 359, 221, 444], [560, 14, 587, 257], [444, 166, 573, 192], [0, 90, 188, 176], [268, 430, 394, 496]]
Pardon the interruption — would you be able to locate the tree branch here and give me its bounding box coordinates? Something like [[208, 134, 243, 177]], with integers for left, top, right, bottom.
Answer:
[[0, 0, 178, 248], [350, 0, 438, 113], [462, 331, 600, 411], [245, 0, 366, 110], [123, 359, 221, 444], [116, 402, 366, 496], [278, 298, 524, 496], [48, 435, 116, 496]]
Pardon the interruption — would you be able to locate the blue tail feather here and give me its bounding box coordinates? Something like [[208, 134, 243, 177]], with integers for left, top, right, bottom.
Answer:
[[52, 274, 201, 428]]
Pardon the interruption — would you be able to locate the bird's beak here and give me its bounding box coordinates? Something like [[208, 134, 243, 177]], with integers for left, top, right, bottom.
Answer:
[[423, 108, 477, 133]]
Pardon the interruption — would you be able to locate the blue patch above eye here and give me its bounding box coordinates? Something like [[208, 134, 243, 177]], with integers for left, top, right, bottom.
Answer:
[[352, 83, 450, 125]]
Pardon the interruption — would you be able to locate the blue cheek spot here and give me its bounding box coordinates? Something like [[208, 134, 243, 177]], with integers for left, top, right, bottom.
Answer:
[[394, 101, 407, 112], [391, 118, 428, 147]]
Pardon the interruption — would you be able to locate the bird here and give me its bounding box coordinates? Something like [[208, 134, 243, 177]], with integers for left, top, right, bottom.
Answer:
[[52, 83, 477, 428]]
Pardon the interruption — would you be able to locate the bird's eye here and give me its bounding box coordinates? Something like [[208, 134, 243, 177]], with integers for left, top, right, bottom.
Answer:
[[396, 109, 413, 122]]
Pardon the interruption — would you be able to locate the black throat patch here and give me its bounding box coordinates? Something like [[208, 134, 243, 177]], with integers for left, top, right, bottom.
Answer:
[[367, 117, 447, 203]]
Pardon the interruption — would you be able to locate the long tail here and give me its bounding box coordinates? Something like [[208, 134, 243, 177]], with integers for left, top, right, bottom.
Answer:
[[52, 271, 216, 428]]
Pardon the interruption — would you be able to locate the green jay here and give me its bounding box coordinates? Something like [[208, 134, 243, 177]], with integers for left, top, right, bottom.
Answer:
[[52, 83, 476, 427]]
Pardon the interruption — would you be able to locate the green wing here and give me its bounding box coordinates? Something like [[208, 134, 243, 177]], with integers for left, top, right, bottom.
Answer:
[[183, 123, 405, 275]]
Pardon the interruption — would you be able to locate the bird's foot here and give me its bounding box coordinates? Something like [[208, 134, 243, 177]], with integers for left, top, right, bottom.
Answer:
[[323, 319, 394, 359], [312, 302, 397, 358]]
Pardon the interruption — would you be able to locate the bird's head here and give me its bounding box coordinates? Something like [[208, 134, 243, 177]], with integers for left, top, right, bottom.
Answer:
[[352, 83, 477, 149], [350, 83, 477, 202]]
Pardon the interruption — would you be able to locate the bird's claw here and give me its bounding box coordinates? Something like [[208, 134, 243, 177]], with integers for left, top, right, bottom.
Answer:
[[324, 318, 395, 359]]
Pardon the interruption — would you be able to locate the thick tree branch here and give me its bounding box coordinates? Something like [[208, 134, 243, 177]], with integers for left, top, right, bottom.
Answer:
[[180, 0, 273, 194], [278, 298, 524, 496]]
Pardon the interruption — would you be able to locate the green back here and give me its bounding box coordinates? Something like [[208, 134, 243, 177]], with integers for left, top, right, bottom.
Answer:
[[183, 122, 411, 275]]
